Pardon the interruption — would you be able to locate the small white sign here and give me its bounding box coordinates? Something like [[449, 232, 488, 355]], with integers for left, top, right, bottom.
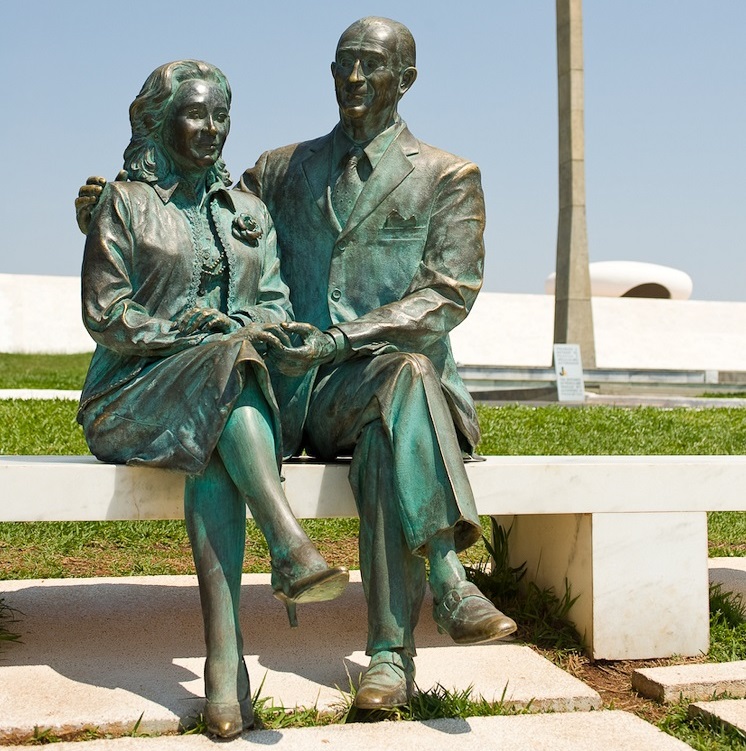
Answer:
[[553, 344, 586, 402]]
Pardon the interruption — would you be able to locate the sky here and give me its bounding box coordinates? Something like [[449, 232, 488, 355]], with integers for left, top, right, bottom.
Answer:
[[1, 1, 744, 301]]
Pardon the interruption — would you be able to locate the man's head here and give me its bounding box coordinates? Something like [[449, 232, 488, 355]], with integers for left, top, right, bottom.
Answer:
[[331, 17, 417, 141]]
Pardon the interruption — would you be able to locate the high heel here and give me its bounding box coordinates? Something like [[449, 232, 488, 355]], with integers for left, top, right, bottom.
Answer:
[[272, 565, 349, 626], [204, 695, 254, 738]]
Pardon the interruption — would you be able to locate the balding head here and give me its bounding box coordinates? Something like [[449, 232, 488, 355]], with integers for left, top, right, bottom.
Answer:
[[336, 17, 416, 71], [332, 17, 418, 141]]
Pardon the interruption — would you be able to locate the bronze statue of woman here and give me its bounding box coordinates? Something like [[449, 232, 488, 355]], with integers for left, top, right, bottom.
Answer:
[[77, 59, 348, 737]]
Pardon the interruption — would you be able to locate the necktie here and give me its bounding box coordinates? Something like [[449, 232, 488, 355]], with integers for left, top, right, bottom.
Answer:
[[332, 146, 366, 226]]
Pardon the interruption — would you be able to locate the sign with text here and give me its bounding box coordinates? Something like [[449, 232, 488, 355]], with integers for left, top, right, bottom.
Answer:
[[553, 344, 586, 402]]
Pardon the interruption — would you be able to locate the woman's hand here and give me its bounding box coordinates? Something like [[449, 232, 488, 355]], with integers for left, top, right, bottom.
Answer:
[[265, 322, 337, 376], [177, 307, 239, 335], [236, 322, 293, 350]]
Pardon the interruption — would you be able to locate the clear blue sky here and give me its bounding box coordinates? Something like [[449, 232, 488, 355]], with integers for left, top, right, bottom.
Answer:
[[2, 1, 744, 300]]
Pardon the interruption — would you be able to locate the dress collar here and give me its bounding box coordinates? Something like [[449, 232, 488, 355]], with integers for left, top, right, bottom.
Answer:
[[151, 173, 234, 210]]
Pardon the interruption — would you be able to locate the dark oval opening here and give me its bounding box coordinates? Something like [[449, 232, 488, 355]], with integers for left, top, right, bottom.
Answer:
[[622, 283, 671, 299]]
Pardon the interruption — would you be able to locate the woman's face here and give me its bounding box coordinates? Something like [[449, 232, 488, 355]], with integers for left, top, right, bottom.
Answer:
[[162, 79, 230, 176]]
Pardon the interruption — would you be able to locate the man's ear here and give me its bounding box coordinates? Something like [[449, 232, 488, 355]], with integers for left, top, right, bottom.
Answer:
[[399, 67, 418, 96]]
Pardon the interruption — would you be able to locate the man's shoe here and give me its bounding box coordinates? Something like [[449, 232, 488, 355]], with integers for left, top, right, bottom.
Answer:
[[353, 650, 415, 709], [433, 580, 517, 645]]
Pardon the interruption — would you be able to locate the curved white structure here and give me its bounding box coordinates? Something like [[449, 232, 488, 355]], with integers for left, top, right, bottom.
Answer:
[[545, 261, 693, 300]]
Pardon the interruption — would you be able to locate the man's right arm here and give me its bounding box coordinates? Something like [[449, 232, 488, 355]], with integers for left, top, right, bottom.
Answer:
[[236, 151, 270, 199]]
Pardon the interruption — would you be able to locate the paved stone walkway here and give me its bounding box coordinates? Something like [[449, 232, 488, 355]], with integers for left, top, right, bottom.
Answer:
[[689, 698, 746, 736], [632, 661, 746, 704], [0, 573, 599, 742], [0, 714, 693, 750], [2, 562, 746, 746]]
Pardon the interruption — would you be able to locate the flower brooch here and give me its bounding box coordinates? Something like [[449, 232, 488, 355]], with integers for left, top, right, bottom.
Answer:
[[232, 213, 263, 246]]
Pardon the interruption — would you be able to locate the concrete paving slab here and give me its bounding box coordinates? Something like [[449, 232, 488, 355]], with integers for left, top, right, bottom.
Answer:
[[689, 698, 746, 735], [709, 558, 746, 602], [0, 712, 691, 751], [0, 573, 599, 740], [632, 661, 746, 703]]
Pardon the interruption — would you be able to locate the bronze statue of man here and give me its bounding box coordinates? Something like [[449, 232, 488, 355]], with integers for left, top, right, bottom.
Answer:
[[76, 16, 516, 712], [240, 16, 516, 708]]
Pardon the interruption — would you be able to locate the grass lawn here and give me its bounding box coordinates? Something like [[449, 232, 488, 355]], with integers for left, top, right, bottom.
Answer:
[[0, 353, 91, 390]]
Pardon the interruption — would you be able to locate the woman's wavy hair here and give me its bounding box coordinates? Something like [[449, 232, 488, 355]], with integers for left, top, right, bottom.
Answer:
[[123, 59, 232, 186]]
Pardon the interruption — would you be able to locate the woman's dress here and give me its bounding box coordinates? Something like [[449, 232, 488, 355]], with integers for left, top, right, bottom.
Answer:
[[77, 177, 292, 474]]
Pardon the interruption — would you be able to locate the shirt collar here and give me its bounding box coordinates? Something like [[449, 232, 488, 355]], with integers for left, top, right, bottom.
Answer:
[[332, 117, 406, 173]]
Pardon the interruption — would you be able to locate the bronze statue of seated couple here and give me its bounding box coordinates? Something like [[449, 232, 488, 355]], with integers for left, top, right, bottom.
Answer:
[[75, 17, 515, 738]]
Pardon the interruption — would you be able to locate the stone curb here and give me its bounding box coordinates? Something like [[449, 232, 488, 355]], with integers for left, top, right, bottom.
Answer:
[[0, 389, 81, 400]]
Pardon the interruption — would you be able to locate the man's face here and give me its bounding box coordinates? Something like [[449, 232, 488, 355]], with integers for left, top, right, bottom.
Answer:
[[162, 80, 230, 175], [332, 24, 402, 129]]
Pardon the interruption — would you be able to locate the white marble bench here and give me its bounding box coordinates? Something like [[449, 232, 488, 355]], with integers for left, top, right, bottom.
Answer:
[[2, 454, 746, 661]]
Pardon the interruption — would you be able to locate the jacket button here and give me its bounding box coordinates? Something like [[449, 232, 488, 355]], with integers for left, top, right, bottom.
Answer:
[[330, 288, 342, 301]]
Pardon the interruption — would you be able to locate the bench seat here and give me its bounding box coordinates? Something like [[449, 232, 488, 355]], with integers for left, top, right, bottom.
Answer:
[[3, 454, 746, 660]]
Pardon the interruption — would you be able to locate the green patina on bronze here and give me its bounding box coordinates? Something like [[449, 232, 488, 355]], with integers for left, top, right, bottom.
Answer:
[[78, 59, 347, 737], [77, 17, 512, 737]]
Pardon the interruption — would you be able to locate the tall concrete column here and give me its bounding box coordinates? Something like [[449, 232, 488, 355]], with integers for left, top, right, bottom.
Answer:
[[554, 0, 596, 367]]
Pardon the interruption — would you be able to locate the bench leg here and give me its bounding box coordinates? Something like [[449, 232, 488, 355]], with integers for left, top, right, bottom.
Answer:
[[491, 512, 709, 660]]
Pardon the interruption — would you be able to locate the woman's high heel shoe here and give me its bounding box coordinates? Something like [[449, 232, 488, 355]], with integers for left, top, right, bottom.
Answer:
[[272, 565, 349, 626], [204, 695, 254, 738]]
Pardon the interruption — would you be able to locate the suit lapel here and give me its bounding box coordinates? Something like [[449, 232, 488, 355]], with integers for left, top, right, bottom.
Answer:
[[338, 127, 419, 242], [301, 132, 341, 232]]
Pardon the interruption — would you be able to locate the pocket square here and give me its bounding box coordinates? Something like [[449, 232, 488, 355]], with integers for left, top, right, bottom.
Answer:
[[384, 210, 418, 229]]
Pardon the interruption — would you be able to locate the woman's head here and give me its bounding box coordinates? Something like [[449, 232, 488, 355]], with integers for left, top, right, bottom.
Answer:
[[123, 60, 232, 185]]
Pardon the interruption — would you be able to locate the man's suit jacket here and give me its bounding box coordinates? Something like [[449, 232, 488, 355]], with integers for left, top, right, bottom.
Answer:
[[239, 123, 485, 456]]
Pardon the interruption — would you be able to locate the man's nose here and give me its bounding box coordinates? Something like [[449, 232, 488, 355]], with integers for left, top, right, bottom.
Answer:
[[348, 59, 364, 83], [204, 116, 218, 134]]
